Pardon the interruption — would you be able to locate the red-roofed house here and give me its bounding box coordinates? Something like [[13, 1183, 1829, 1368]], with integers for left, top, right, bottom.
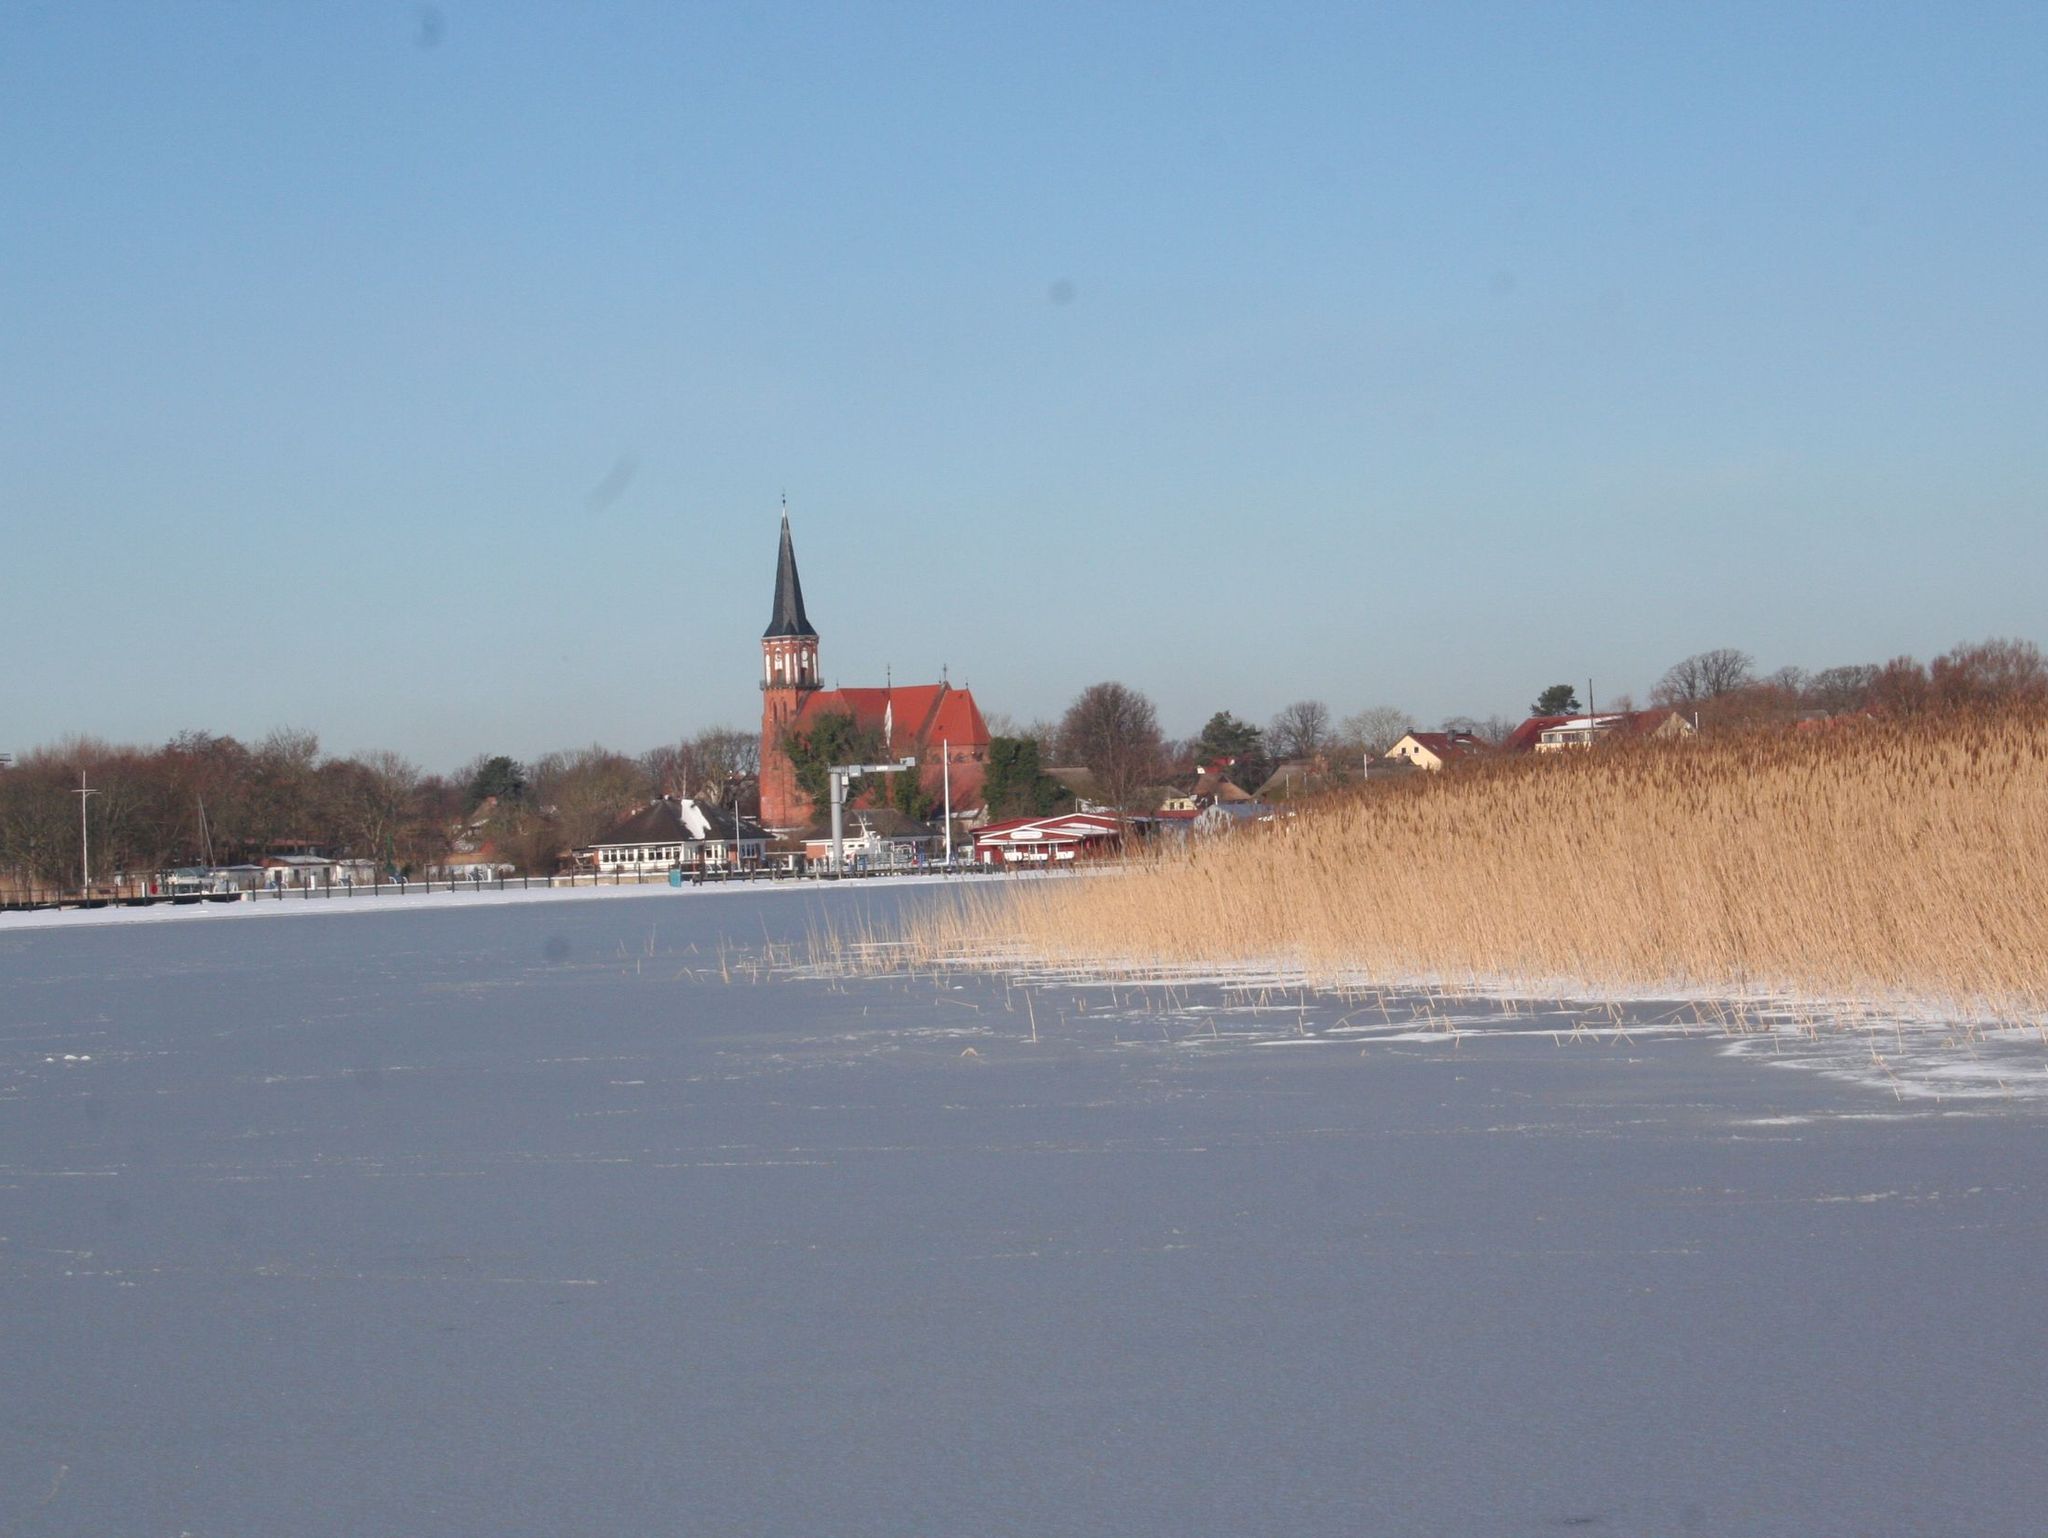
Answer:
[[1514, 711, 1696, 752], [757, 510, 992, 831], [1501, 715, 1574, 753], [972, 812, 1124, 866]]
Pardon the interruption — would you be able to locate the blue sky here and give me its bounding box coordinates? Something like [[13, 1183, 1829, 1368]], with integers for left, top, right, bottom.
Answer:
[[4, 2, 2044, 768]]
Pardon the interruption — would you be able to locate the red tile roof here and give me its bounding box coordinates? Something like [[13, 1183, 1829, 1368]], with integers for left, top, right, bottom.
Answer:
[[1502, 715, 1572, 752], [1399, 731, 1485, 758], [793, 682, 992, 805]]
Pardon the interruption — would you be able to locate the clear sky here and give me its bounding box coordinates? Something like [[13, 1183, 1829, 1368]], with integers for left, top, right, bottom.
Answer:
[[4, 2, 2044, 769]]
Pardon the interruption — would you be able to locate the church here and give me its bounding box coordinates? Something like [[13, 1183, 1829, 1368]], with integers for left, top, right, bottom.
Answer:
[[757, 510, 991, 834]]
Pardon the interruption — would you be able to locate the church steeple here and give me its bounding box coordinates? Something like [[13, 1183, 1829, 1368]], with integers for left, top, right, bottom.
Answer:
[[759, 503, 822, 832], [763, 502, 817, 640]]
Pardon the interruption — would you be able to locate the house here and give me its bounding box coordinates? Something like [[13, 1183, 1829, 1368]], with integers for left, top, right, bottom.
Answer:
[[973, 812, 1125, 866], [1500, 715, 1572, 753], [1526, 711, 1697, 752], [430, 847, 517, 880], [1193, 800, 1284, 836], [1157, 757, 1265, 813], [1383, 731, 1487, 772], [258, 853, 380, 889], [757, 509, 991, 831], [582, 797, 770, 874], [1136, 806, 1201, 842], [1253, 757, 1338, 802]]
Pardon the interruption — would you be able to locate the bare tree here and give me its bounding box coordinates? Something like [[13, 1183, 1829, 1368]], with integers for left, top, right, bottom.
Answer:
[[1339, 706, 1411, 755], [532, 745, 647, 852], [248, 727, 322, 850], [692, 726, 759, 783], [1058, 682, 1165, 812], [988, 715, 1062, 761], [332, 750, 422, 871], [1867, 656, 1931, 717], [1717, 666, 1808, 728], [1652, 648, 1755, 706], [0, 749, 85, 889], [1807, 664, 1879, 715], [1931, 637, 2048, 709], [1268, 700, 1333, 761]]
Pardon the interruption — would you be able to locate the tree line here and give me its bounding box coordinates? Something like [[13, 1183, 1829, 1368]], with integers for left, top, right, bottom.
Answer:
[[0, 726, 758, 893], [7, 636, 2039, 887], [989, 634, 2047, 816]]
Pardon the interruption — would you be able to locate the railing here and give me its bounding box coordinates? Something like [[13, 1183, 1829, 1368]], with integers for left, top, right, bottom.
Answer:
[[0, 861, 1020, 914]]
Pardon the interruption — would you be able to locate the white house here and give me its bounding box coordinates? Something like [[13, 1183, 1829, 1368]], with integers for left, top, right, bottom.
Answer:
[[582, 798, 769, 873]]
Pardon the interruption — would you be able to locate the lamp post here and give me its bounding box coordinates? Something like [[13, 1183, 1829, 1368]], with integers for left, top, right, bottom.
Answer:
[[73, 771, 98, 901]]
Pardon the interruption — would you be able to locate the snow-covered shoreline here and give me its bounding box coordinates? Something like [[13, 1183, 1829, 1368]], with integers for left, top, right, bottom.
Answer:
[[0, 871, 996, 933]]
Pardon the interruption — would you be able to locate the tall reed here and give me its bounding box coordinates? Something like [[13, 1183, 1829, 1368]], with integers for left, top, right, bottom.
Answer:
[[904, 712, 2048, 1018]]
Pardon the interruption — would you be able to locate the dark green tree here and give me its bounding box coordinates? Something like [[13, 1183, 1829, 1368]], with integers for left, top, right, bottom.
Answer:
[[981, 736, 1072, 820], [466, 754, 529, 810], [888, 759, 938, 822], [1531, 684, 1582, 716], [1192, 711, 1270, 793]]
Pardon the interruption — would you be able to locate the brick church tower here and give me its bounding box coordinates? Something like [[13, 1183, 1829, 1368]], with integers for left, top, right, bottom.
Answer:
[[758, 508, 821, 832]]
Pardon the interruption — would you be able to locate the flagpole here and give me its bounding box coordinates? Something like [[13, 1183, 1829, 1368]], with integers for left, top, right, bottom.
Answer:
[[942, 738, 952, 867]]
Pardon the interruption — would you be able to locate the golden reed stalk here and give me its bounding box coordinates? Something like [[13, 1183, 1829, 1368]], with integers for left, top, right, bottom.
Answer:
[[903, 712, 2048, 1018]]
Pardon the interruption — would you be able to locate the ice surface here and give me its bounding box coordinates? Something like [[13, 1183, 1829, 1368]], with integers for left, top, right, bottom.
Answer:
[[3, 885, 2046, 1536]]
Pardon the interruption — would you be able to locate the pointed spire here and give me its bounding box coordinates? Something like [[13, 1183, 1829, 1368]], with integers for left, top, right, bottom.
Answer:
[[763, 501, 817, 639]]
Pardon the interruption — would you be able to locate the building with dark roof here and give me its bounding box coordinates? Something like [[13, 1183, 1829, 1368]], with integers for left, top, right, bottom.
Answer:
[[582, 797, 770, 873]]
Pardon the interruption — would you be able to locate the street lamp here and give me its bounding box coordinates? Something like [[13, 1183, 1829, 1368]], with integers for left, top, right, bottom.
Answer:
[[73, 771, 98, 901]]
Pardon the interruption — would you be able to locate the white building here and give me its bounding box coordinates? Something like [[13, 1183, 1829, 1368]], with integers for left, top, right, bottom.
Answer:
[[582, 797, 769, 873]]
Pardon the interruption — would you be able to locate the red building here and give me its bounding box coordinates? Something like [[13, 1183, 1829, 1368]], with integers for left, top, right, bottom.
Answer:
[[972, 812, 1124, 866], [757, 511, 991, 832]]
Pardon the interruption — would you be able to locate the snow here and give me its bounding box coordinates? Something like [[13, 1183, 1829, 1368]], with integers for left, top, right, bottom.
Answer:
[[5, 887, 2048, 1534], [0, 870, 996, 932]]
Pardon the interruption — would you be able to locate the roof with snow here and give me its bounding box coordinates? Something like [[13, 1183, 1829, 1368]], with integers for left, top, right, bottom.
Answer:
[[588, 798, 768, 849], [973, 812, 1123, 846], [1502, 715, 1573, 752]]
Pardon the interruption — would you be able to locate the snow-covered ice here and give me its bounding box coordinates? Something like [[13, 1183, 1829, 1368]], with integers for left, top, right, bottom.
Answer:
[[4, 885, 2046, 1536]]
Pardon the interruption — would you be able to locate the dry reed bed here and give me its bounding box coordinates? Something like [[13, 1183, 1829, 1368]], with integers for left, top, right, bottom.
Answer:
[[899, 713, 2048, 1021]]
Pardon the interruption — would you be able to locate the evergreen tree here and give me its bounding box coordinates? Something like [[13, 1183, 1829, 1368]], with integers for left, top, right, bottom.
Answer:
[[981, 736, 1071, 820], [1193, 711, 1270, 793], [465, 755, 528, 810]]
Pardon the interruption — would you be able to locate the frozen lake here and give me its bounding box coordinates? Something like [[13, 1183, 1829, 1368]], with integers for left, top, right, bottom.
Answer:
[[4, 885, 2045, 1536]]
